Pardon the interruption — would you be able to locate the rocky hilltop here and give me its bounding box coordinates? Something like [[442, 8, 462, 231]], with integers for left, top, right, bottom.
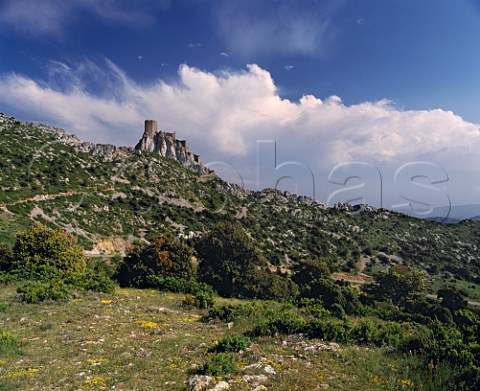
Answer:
[[135, 120, 208, 174], [3, 114, 208, 172]]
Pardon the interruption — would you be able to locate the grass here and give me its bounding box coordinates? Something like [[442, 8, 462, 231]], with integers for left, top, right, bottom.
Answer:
[[0, 285, 427, 390]]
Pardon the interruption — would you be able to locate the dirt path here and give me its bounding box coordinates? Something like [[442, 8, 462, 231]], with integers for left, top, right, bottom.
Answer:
[[0, 191, 82, 207], [0, 187, 115, 208]]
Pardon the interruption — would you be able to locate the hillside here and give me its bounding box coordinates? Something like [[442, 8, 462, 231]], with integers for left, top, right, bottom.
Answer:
[[0, 113, 479, 298]]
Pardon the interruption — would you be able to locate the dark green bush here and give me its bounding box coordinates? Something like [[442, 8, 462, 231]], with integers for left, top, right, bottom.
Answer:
[[146, 275, 216, 297], [86, 255, 122, 278], [374, 321, 404, 346], [212, 335, 251, 352], [196, 223, 266, 297], [242, 269, 299, 301], [199, 353, 237, 375], [0, 243, 14, 272], [116, 236, 195, 287], [206, 302, 265, 323], [67, 268, 116, 294], [307, 318, 352, 343], [368, 301, 402, 321], [331, 303, 347, 319], [397, 324, 433, 354], [250, 309, 307, 336], [17, 280, 72, 304], [297, 298, 330, 318], [349, 319, 376, 345]]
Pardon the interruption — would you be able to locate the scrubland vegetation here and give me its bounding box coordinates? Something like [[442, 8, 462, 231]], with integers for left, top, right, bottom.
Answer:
[[1, 223, 479, 390]]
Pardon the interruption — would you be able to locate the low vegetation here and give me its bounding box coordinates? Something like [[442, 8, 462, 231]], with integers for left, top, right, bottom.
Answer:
[[0, 223, 479, 389]]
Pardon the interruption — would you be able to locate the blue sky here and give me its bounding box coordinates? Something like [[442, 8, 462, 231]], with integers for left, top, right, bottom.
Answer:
[[1, 0, 480, 215]]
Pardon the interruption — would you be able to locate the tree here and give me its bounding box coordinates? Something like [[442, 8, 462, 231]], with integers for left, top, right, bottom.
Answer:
[[438, 286, 468, 312], [196, 223, 265, 297], [13, 224, 85, 276], [292, 259, 330, 292], [0, 243, 14, 272], [244, 269, 299, 300], [366, 267, 426, 308], [116, 235, 195, 287]]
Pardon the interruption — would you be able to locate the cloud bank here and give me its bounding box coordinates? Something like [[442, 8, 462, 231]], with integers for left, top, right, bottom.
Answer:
[[0, 60, 479, 186]]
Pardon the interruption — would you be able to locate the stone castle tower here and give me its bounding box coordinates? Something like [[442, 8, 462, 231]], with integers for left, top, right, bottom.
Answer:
[[135, 120, 205, 172], [144, 120, 158, 137]]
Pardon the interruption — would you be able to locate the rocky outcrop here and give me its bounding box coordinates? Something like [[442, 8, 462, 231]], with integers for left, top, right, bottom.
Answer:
[[75, 141, 131, 160], [135, 120, 208, 173], [33, 123, 131, 160]]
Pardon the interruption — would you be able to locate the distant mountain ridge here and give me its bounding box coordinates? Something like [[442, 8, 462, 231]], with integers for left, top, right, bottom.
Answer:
[[399, 204, 480, 224]]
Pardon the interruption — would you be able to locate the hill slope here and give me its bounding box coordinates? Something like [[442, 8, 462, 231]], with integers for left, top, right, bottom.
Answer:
[[0, 113, 479, 297]]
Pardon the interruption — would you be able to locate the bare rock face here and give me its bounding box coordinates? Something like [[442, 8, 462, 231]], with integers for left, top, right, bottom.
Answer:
[[135, 120, 208, 173], [75, 141, 131, 160]]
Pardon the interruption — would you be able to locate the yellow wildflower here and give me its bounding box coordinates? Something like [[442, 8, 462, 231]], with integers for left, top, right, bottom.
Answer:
[[134, 320, 158, 329], [399, 378, 414, 388], [0, 367, 37, 379], [83, 376, 110, 387]]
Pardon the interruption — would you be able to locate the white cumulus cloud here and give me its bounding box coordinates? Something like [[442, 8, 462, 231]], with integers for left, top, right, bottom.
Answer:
[[0, 60, 479, 188]]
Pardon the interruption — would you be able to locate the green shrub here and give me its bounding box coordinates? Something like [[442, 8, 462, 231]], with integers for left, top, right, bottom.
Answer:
[[369, 301, 402, 321], [193, 290, 215, 309], [67, 269, 116, 294], [13, 224, 86, 276], [17, 280, 72, 304], [146, 275, 216, 298], [292, 259, 330, 291], [199, 353, 237, 375], [397, 324, 433, 354], [307, 318, 352, 343], [0, 271, 18, 285], [297, 298, 330, 318], [181, 292, 215, 309], [206, 302, 265, 323], [212, 335, 251, 352], [0, 302, 8, 312], [331, 303, 347, 319], [242, 269, 299, 301], [86, 255, 122, 278], [0, 331, 17, 352], [350, 319, 376, 345], [250, 309, 307, 336], [374, 321, 404, 346]]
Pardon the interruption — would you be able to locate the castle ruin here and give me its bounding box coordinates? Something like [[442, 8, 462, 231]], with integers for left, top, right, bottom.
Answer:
[[135, 120, 205, 172]]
